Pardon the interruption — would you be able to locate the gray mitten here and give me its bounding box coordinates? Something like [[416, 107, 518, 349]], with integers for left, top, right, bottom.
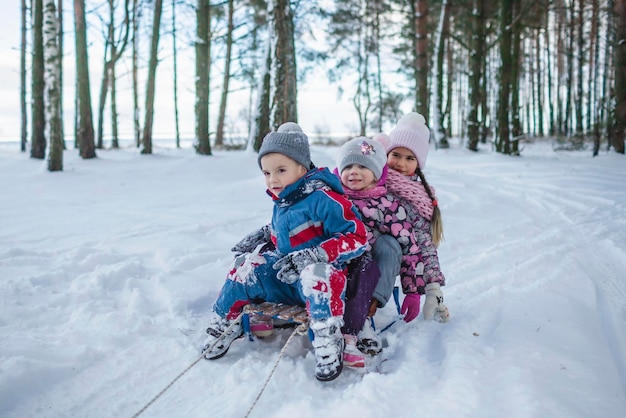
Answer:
[[273, 247, 328, 284], [231, 225, 271, 255], [422, 283, 450, 322]]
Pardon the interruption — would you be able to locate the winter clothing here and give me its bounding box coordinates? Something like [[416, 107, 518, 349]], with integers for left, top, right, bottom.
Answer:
[[370, 234, 402, 307], [310, 316, 345, 381], [387, 112, 431, 170], [423, 283, 450, 322], [342, 253, 380, 335], [258, 122, 312, 170], [343, 333, 365, 368], [202, 312, 244, 360], [274, 246, 329, 284], [385, 170, 445, 288], [386, 169, 435, 221], [209, 166, 367, 381], [231, 224, 272, 255], [338, 137, 387, 180], [400, 293, 421, 323], [342, 184, 426, 295]]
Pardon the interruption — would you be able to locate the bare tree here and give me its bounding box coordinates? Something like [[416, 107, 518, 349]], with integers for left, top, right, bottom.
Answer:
[[141, 0, 163, 154], [74, 0, 97, 158], [44, 0, 63, 171], [271, 0, 298, 128], [20, 0, 29, 153], [409, 0, 429, 119], [215, 0, 234, 148], [132, 0, 141, 147], [195, 0, 212, 155], [614, 0, 626, 153], [172, 0, 181, 148], [31, 0, 46, 159]]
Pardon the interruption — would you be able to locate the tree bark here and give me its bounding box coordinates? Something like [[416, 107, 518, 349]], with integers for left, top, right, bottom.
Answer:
[[20, 0, 28, 152], [410, 0, 429, 119], [141, 0, 163, 155], [172, 0, 181, 148], [195, 0, 212, 155], [216, 0, 234, 147], [44, 0, 63, 171], [74, 0, 96, 158], [613, 0, 626, 153], [272, 0, 298, 128], [31, 0, 46, 159], [495, 0, 512, 154]]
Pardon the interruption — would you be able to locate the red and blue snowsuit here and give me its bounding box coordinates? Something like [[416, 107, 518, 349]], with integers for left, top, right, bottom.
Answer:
[[213, 167, 368, 323]]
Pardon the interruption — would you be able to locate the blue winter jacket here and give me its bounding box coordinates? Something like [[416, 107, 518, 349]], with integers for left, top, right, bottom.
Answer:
[[268, 167, 368, 268]]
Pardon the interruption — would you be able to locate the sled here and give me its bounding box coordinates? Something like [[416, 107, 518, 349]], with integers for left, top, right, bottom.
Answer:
[[242, 302, 310, 340]]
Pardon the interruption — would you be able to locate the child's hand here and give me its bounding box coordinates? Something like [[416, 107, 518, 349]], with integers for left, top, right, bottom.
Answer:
[[273, 247, 328, 283], [231, 225, 271, 255], [368, 298, 379, 318], [423, 283, 450, 322], [401, 293, 421, 322]]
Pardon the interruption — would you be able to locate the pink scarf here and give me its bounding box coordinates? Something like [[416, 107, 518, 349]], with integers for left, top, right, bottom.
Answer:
[[385, 169, 435, 221]]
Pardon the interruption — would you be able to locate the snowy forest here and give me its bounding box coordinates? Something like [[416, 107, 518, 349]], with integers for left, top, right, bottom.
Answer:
[[19, 0, 626, 171]]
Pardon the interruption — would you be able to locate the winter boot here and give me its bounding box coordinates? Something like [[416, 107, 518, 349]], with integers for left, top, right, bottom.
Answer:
[[250, 314, 274, 338], [202, 312, 243, 360], [310, 316, 345, 381], [343, 334, 365, 368], [357, 317, 382, 355]]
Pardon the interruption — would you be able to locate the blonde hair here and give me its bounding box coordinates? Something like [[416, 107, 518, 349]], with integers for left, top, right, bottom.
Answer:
[[416, 168, 444, 247]]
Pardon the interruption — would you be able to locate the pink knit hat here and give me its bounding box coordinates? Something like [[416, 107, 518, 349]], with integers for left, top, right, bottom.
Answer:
[[386, 112, 431, 169]]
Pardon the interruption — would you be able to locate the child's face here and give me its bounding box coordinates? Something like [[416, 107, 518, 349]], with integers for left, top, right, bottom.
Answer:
[[387, 147, 418, 176], [340, 164, 377, 191], [261, 153, 308, 196]]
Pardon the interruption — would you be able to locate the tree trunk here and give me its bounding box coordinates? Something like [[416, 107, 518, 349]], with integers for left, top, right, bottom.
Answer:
[[44, 0, 63, 171], [74, 0, 96, 158], [132, 0, 140, 147], [172, 0, 181, 148], [254, 38, 272, 152], [496, 0, 512, 154], [216, 0, 234, 148], [467, 0, 485, 151], [195, 0, 212, 155], [410, 0, 429, 119], [573, 0, 585, 149], [272, 0, 298, 128], [434, 0, 450, 149], [613, 0, 626, 153], [20, 0, 28, 152], [510, 0, 521, 155], [141, 0, 163, 155], [58, 0, 64, 146], [31, 0, 46, 159]]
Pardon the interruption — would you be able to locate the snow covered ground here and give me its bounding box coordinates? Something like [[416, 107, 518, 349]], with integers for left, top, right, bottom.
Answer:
[[1, 138, 625, 418]]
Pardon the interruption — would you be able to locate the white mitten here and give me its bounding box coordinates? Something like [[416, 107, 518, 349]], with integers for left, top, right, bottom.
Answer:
[[422, 283, 450, 322]]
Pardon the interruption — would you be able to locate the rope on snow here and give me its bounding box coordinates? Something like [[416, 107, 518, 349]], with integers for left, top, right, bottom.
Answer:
[[244, 321, 309, 418], [130, 311, 246, 418]]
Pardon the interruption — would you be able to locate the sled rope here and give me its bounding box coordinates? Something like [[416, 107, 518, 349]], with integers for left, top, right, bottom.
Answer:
[[130, 311, 246, 418], [244, 322, 309, 418]]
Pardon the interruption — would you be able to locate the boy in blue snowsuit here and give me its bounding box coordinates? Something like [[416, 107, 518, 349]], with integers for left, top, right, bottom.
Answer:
[[202, 122, 368, 382]]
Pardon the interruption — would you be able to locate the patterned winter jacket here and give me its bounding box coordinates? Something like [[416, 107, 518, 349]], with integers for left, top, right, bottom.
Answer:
[[343, 185, 426, 295], [385, 169, 446, 287], [269, 167, 367, 268]]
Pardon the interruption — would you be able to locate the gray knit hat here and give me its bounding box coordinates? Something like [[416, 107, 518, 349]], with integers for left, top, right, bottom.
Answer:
[[337, 136, 387, 180], [257, 122, 312, 169]]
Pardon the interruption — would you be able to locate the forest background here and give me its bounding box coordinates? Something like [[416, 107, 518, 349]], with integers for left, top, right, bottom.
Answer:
[[6, 0, 626, 172]]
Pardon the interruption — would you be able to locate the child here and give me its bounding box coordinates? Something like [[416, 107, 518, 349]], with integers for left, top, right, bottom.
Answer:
[[382, 112, 450, 322], [336, 136, 426, 349], [202, 122, 368, 382]]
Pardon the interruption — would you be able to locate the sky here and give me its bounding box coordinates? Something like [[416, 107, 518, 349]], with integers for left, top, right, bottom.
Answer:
[[0, 3, 365, 144], [1, 137, 625, 418]]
